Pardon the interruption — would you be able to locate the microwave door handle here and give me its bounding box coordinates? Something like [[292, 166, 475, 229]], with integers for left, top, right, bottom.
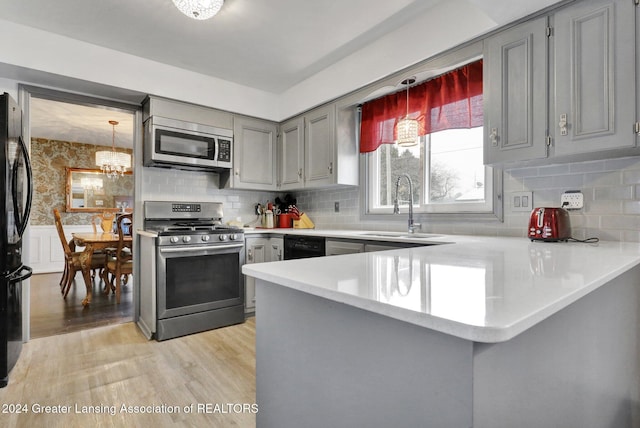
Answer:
[[12, 136, 33, 237]]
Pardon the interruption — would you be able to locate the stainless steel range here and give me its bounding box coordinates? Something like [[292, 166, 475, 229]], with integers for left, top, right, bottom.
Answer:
[[138, 201, 245, 341]]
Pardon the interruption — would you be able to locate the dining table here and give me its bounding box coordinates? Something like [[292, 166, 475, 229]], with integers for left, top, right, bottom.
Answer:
[[72, 232, 132, 306]]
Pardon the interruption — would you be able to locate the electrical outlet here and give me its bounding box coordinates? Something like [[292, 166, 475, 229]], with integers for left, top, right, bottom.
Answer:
[[334, 201, 340, 212], [511, 191, 533, 212], [561, 190, 583, 210]]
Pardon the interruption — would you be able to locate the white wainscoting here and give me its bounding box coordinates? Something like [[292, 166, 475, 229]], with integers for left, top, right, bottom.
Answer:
[[29, 225, 94, 274]]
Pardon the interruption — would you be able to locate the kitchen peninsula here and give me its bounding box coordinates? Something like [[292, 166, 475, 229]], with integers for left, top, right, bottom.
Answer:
[[243, 235, 640, 428]]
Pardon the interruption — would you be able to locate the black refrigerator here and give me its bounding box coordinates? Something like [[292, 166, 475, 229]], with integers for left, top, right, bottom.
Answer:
[[0, 93, 33, 388]]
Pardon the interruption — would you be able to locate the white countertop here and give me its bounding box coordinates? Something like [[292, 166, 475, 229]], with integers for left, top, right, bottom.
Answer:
[[242, 232, 640, 343]]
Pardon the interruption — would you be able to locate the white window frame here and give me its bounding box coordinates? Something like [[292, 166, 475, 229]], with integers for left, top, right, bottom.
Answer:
[[356, 43, 503, 223], [365, 130, 495, 212]]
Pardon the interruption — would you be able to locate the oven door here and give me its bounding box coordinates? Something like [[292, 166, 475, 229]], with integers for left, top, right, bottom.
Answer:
[[156, 242, 244, 319]]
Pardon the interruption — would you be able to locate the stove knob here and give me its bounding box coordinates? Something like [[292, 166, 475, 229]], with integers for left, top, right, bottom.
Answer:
[[182, 236, 191, 243], [201, 235, 211, 242], [170, 236, 179, 244], [229, 233, 238, 241], [219, 234, 229, 241]]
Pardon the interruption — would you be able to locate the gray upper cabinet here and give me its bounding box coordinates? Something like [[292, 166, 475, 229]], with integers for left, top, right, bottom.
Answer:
[[226, 116, 278, 190], [304, 104, 336, 188], [143, 95, 233, 130], [279, 102, 357, 190], [279, 117, 305, 190], [483, 16, 549, 165], [552, 0, 636, 157]]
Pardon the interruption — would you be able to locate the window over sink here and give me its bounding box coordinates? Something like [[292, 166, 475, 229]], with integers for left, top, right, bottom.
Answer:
[[360, 57, 499, 217]]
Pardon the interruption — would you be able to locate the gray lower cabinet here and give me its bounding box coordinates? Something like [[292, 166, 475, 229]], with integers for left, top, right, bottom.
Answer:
[[244, 236, 283, 313], [325, 239, 365, 255], [364, 243, 407, 252], [483, 16, 549, 165], [552, 0, 636, 157]]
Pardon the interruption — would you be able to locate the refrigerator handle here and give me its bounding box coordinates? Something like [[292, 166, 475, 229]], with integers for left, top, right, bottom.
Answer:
[[12, 136, 33, 238], [8, 265, 32, 283]]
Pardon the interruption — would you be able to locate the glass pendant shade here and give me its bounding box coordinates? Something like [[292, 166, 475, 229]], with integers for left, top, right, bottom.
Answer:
[[96, 120, 131, 179], [172, 0, 224, 20], [396, 77, 419, 147], [396, 117, 419, 147]]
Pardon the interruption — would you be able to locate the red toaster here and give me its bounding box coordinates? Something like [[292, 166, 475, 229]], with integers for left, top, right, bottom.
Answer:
[[528, 207, 571, 242]]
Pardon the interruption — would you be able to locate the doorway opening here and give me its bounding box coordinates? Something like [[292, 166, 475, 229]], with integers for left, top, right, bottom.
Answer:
[[22, 86, 139, 339]]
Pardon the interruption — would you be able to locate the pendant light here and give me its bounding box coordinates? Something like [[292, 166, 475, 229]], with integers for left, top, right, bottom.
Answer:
[[95, 120, 131, 179], [172, 0, 224, 20], [396, 77, 419, 147]]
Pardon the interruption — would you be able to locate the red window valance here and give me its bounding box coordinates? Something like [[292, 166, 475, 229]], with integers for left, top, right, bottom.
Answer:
[[360, 59, 483, 153]]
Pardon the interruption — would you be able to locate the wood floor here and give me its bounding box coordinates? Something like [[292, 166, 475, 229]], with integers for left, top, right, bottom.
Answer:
[[0, 318, 257, 427], [30, 272, 133, 339]]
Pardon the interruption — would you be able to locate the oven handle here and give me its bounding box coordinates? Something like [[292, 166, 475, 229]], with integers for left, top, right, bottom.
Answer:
[[159, 243, 245, 253]]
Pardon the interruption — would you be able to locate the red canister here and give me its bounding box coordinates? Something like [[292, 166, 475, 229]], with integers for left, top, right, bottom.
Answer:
[[278, 213, 294, 228]]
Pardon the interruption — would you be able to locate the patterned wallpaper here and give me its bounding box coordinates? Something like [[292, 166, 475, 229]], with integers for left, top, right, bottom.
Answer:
[[30, 138, 133, 226]]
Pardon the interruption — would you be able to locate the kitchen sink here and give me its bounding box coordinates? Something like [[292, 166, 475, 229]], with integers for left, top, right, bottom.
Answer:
[[359, 232, 442, 239]]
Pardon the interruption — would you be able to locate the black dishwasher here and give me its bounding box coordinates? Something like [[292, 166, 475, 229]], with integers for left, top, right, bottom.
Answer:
[[284, 235, 326, 260]]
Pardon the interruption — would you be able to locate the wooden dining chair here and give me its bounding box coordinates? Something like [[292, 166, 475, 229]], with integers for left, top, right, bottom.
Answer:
[[103, 213, 133, 304], [53, 208, 107, 299]]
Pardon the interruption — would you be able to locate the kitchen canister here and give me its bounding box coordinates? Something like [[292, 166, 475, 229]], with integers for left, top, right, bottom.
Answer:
[[265, 210, 274, 229], [278, 213, 294, 228]]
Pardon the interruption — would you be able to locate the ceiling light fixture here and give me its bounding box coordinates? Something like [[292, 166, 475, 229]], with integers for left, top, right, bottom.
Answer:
[[172, 0, 224, 20], [95, 120, 131, 179], [396, 77, 419, 147]]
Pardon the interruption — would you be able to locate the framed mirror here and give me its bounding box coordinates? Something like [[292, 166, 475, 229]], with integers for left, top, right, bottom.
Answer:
[[66, 167, 133, 213]]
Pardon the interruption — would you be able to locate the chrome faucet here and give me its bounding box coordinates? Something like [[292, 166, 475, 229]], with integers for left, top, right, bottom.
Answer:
[[393, 174, 421, 234]]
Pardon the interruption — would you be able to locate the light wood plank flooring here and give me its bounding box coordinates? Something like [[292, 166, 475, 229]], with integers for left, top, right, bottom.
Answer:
[[0, 318, 256, 427], [30, 272, 133, 339]]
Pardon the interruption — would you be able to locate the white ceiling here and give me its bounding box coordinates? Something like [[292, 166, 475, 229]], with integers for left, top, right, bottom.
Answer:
[[1, 0, 566, 145], [30, 98, 134, 148]]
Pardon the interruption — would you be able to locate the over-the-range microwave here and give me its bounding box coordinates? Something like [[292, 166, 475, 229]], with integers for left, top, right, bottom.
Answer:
[[143, 116, 233, 171]]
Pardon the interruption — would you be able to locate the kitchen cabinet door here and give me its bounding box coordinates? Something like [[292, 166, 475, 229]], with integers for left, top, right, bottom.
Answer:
[[483, 16, 548, 165], [552, 0, 636, 156], [270, 238, 283, 261], [304, 104, 336, 188], [245, 237, 268, 312], [279, 117, 305, 190], [325, 239, 364, 256], [230, 116, 278, 190]]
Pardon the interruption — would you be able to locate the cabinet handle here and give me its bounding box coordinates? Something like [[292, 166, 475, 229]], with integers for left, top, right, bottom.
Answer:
[[328, 162, 333, 174], [235, 169, 240, 176], [247, 249, 253, 262], [489, 128, 498, 147], [298, 168, 303, 179], [558, 114, 568, 136]]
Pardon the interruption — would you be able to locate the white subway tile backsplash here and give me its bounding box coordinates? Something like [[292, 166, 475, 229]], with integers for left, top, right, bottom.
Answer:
[[569, 160, 605, 173], [538, 165, 570, 176], [584, 171, 621, 186], [604, 157, 640, 171], [593, 186, 634, 200], [140, 155, 640, 242]]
